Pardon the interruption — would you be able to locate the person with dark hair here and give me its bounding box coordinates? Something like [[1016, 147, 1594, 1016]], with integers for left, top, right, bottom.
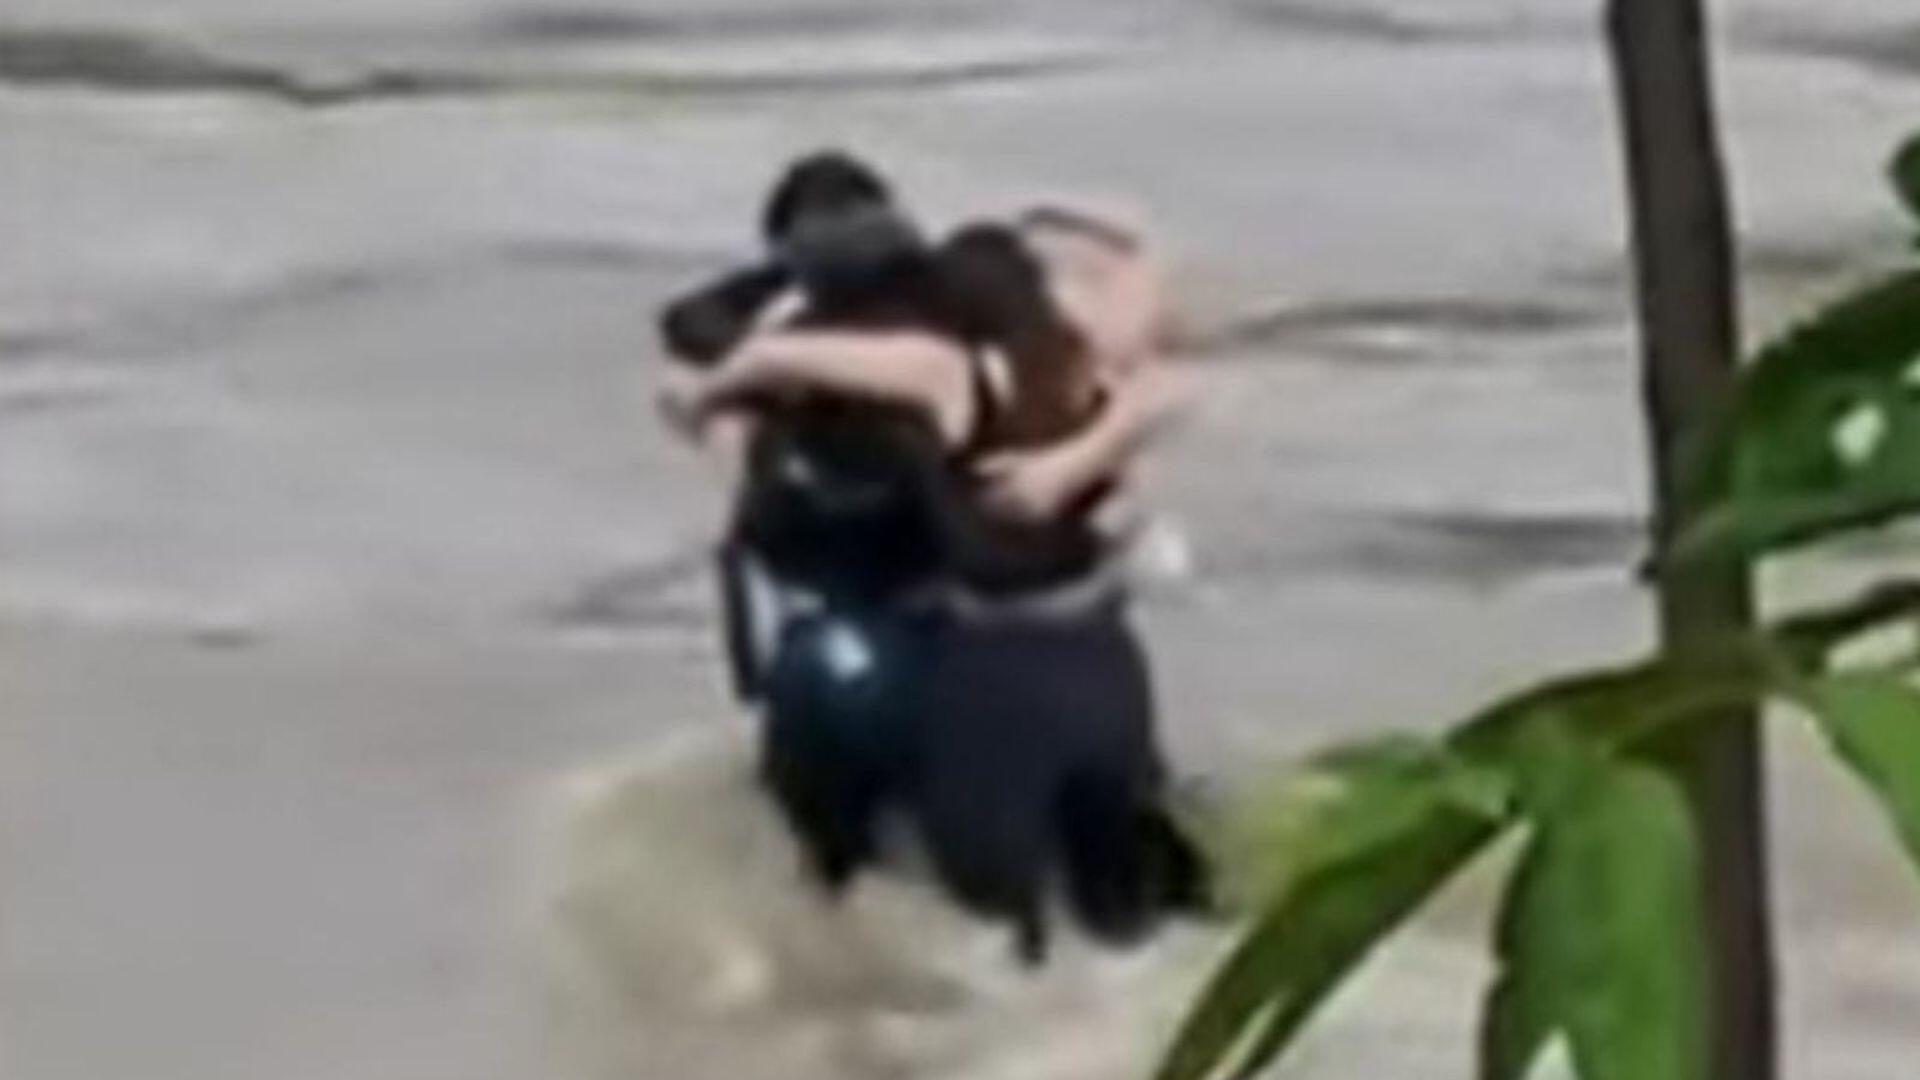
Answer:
[[655, 151, 1205, 962], [671, 197, 1188, 543]]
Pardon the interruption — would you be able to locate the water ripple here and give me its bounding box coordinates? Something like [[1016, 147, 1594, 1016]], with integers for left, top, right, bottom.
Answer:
[[0, 23, 1119, 106]]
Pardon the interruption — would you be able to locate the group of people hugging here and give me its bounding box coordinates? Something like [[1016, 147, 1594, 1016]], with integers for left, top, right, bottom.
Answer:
[[655, 151, 1209, 964]]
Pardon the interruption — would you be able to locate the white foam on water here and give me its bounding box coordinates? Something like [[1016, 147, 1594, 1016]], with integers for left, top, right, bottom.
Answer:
[[542, 727, 1225, 1080]]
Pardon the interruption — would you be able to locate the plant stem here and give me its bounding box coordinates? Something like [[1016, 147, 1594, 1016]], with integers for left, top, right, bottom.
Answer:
[[1603, 1, 1776, 1078]]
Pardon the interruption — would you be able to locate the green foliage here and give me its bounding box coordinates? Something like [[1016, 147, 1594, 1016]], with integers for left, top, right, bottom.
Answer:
[[1158, 133, 1920, 1080], [1791, 673, 1920, 871], [1894, 133, 1920, 225], [1161, 583, 1920, 1080], [1207, 737, 1509, 913], [1154, 735, 1521, 1080], [1670, 270, 1920, 566], [1160, 740, 1508, 1080], [1481, 728, 1707, 1080]]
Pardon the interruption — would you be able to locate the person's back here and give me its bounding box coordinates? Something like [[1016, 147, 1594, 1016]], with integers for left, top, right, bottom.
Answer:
[[936, 223, 1107, 453], [665, 175, 1113, 601]]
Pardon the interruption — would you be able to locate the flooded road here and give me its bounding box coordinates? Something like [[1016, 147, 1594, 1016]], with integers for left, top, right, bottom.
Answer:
[[6, 2, 1920, 1077]]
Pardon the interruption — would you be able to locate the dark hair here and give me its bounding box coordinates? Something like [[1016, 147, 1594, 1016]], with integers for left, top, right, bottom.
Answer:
[[939, 224, 1091, 443], [938, 225, 1058, 337], [761, 150, 894, 242]]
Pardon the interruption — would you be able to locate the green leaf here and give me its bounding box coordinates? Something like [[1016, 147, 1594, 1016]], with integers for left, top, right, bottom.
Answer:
[[1156, 747, 1505, 1080], [1164, 582, 1920, 1080], [1772, 579, 1920, 671], [1450, 653, 1765, 771], [1793, 673, 1920, 871], [1478, 842, 1554, 1080], [1481, 742, 1708, 1080], [1209, 736, 1509, 912], [1669, 270, 1920, 566], [1476, 717, 1589, 1080], [1894, 132, 1920, 224]]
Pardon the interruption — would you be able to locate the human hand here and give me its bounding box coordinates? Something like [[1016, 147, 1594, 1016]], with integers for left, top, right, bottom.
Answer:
[[654, 370, 711, 443], [973, 445, 1089, 523]]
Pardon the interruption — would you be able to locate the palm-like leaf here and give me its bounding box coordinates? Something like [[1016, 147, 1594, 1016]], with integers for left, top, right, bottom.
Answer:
[[1671, 270, 1920, 566], [1481, 729, 1707, 1080]]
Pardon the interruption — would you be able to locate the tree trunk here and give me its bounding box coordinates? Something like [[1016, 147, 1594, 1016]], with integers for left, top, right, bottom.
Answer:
[[1603, 2, 1776, 1079]]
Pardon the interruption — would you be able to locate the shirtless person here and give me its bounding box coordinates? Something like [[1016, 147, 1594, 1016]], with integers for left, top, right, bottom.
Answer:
[[661, 177, 1209, 956], [670, 202, 1189, 569]]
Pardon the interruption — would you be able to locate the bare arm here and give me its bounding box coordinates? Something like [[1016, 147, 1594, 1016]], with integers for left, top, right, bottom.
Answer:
[[694, 329, 976, 446], [1057, 364, 1191, 483], [973, 362, 1192, 521], [972, 213, 1186, 521]]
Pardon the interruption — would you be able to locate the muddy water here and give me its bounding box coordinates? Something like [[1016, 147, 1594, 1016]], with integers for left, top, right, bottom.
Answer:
[[6, 3, 1920, 1078]]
